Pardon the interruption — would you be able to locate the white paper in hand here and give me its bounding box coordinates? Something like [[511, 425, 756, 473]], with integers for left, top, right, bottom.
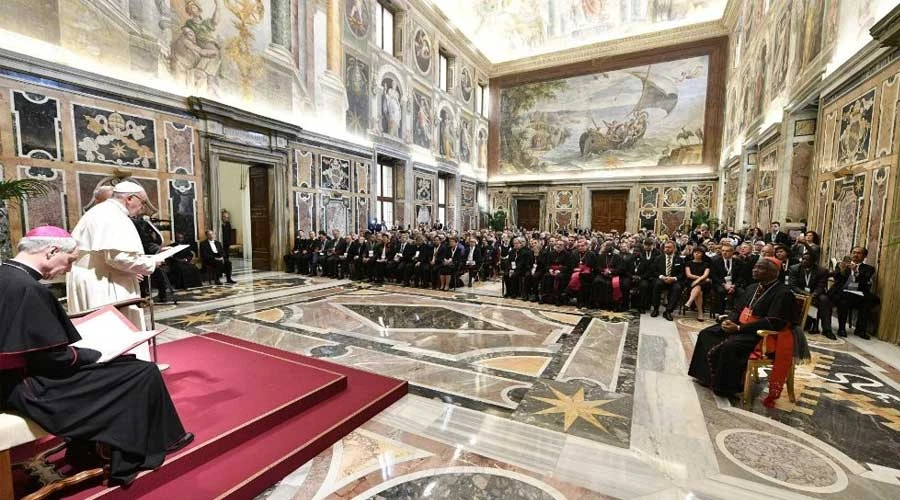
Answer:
[[70, 306, 164, 363]]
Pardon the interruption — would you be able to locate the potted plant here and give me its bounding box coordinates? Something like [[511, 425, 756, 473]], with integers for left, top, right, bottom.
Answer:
[[0, 178, 54, 260]]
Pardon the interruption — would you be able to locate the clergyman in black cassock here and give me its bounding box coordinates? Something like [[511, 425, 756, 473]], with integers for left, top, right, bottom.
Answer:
[[0, 229, 191, 485], [688, 258, 794, 397]]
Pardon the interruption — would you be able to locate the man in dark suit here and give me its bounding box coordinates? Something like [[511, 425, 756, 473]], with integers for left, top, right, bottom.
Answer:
[[830, 246, 880, 339], [634, 239, 659, 313], [325, 230, 348, 278], [463, 236, 483, 287], [398, 234, 420, 285], [284, 230, 307, 274], [710, 243, 745, 315], [220, 211, 236, 284], [763, 221, 790, 246], [651, 240, 683, 321], [504, 237, 533, 298], [199, 230, 228, 285], [789, 252, 835, 339], [592, 241, 624, 309]]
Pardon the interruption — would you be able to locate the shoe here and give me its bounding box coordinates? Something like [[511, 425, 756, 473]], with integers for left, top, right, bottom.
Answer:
[[822, 330, 837, 340], [156, 363, 170, 372], [166, 432, 195, 454], [650, 309, 659, 318], [226, 280, 237, 284], [855, 330, 871, 340], [663, 311, 673, 321], [214, 281, 223, 285], [696, 316, 705, 322], [837, 329, 847, 337]]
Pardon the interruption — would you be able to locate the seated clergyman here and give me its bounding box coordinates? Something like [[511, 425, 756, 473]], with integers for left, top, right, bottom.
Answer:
[[688, 257, 797, 407], [0, 226, 193, 485]]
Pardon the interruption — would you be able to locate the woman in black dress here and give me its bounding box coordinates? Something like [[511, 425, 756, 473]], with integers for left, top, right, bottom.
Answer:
[[437, 235, 462, 291], [684, 247, 711, 321]]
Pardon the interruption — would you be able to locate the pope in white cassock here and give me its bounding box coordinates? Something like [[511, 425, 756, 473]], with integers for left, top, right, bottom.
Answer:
[[66, 181, 159, 361]]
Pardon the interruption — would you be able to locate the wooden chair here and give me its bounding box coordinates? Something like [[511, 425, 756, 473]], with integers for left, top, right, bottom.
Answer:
[[1, 298, 154, 500], [742, 293, 812, 408]]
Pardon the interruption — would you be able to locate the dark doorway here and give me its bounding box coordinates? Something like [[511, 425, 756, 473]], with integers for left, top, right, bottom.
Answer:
[[516, 199, 541, 230], [249, 165, 272, 270], [591, 190, 628, 233]]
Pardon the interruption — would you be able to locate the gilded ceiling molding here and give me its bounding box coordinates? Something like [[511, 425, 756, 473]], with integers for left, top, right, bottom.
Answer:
[[489, 20, 728, 77], [722, 0, 741, 31]]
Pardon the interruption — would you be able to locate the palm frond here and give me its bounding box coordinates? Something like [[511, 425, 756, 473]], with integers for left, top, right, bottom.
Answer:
[[0, 178, 55, 204]]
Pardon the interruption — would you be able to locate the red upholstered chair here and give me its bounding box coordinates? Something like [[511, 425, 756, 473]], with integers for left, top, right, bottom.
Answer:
[[742, 293, 812, 409]]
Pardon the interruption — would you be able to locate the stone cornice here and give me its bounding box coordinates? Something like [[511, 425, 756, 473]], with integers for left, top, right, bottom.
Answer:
[[870, 2, 900, 47], [189, 97, 303, 139], [489, 20, 728, 77]]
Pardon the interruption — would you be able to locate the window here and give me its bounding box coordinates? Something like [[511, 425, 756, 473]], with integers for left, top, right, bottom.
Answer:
[[376, 161, 394, 226], [437, 177, 447, 226], [439, 51, 450, 92], [476, 83, 488, 117], [375, 2, 395, 56]]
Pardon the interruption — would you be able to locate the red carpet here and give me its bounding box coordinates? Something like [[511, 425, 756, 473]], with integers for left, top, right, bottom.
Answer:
[[17, 333, 407, 499]]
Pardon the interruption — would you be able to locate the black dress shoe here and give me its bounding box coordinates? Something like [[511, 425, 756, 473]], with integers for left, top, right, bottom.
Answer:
[[226, 279, 237, 284], [166, 432, 195, 454], [822, 330, 837, 340], [650, 309, 659, 318], [663, 311, 673, 321], [837, 329, 847, 337], [855, 330, 871, 340]]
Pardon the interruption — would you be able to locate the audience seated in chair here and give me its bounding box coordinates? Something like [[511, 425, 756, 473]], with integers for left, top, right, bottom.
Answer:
[[829, 246, 880, 339]]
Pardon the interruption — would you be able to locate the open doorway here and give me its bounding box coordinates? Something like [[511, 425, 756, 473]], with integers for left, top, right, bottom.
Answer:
[[218, 161, 272, 271]]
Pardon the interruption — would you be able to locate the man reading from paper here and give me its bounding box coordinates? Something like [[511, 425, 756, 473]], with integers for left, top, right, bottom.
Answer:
[[0, 227, 192, 485], [67, 181, 160, 360]]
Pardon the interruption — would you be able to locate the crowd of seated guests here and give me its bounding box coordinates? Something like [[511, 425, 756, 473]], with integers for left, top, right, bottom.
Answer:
[[275, 220, 880, 339]]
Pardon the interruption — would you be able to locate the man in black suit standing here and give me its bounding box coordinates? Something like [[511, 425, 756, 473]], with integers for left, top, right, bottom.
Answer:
[[651, 240, 683, 321], [763, 221, 790, 246], [710, 243, 744, 316], [219, 211, 237, 284], [830, 246, 879, 339], [200, 230, 228, 285], [634, 239, 659, 313], [789, 252, 835, 339]]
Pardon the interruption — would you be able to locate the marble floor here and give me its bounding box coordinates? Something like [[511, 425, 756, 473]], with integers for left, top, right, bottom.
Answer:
[[151, 265, 900, 499]]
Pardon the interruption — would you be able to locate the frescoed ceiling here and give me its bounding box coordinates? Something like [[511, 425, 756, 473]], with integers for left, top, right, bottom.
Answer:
[[427, 0, 727, 63]]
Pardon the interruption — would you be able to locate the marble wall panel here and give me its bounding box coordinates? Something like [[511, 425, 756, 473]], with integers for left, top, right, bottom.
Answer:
[[17, 165, 66, 230], [866, 167, 889, 276], [168, 179, 197, 241], [555, 210, 573, 231], [355, 161, 370, 194], [820, 110, 838, 172], [743, 167, 757, 226], [72, 103, 156, 169], [294, 191, 314, 233], [660, 210, 686, 234], [130, 177, 160, 216], [816, 180, 831, 238], [756, 197, 771, 233], [875, 73, 899, 158], [323, 196, 351, 236], [293, 149, 314, 188], [461, 182, 475, 209], [415, 204, 432, 225], [415, 175, 433, 202], [164, 121, 194, 174], [690, 184, 713, 212], [555, 189, 575, 210], [76, 172, 111, 214], [836, 88, 876, 168], [794, 118, 817, 137], [639, 209, 657, 231], [788, 141, 814, 221], [662, 186, 687, 208], [10, 90, 62, 160], [321, 156, 351, 192], [828, 174, 866, 263], [640, 187, 658, 208], [357, 196, 369, 233]]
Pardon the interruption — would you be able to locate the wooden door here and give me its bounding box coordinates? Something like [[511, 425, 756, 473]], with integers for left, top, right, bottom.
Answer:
[[516, 199, 541, 230], [249, 166, 272, 270], [591, 190, 629, 233]]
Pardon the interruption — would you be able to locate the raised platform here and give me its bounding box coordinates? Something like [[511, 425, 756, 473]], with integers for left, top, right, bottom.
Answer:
[[12, 333, 406, 499]]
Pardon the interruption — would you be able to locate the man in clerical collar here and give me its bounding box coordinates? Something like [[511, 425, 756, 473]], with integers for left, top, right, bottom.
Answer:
[[1, 226, 192, 485], [66, 181, 161, 361], [689, 257, 798, 407]]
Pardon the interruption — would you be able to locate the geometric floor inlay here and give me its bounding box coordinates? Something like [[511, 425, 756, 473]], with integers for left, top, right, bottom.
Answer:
[[342, 303, 509, 331]]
